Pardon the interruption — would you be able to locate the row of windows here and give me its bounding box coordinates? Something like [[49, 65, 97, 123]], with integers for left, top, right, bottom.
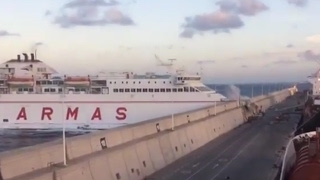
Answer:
[[110, 81, 171, 84], [34, 80, 171, 85], [113, 87, 197, 93]]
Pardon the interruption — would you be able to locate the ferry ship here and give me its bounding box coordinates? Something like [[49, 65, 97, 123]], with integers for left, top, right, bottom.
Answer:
[[0, 53, 227, 131], [279, 69, 320, 180]]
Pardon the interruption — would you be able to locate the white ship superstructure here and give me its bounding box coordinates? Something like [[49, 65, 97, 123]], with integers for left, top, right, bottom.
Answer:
[[308, 69, 320, 105], [0, 53, 227, 131]]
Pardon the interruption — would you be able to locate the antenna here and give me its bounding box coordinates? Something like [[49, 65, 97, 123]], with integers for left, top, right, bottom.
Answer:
[[154, 54, 177, 74], [35, 48, 37, 60]]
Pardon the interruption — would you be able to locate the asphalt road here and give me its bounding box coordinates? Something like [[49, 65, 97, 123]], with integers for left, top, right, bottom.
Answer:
[[147, 97, 300, 180]]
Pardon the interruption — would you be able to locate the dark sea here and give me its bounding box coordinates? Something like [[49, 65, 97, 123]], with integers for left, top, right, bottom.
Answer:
[[0, 82, 312, 152]]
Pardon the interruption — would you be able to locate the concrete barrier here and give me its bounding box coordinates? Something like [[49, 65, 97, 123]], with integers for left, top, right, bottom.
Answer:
[[0, 89, 295, 180]]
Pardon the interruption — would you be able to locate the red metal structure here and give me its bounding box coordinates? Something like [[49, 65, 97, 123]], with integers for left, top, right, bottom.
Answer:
[[289, 128, 320, 180]]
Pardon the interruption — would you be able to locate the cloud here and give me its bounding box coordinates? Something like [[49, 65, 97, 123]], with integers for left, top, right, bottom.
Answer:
[[273, 59, 297, 64], [49, 0, 134, 28], [298, 50, 320, 61], [179, 0, 268, 38], [63, 0, 119, 8], [0, 30, 20, 37], [216, 0, 268, 16], [241, 65, 248, 68], [45, 10, 52, 16], [286, 44, 293, 48], [288, 0, 308, 7], [180, 11, 244, 38], [306, 34, 320, 43]]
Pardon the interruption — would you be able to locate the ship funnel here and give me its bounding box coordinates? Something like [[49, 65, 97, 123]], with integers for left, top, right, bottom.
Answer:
[[30, 53, 35, 61], [17, 54, 21, 61], [22, 53, 28, 61]]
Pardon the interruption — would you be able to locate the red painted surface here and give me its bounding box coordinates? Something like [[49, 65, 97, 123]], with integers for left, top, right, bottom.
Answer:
[[289, 136, 320, 180], [91, 107, 101, 120], [16, 107, 27, 120], [116, 107, 127, 120], [16, 107, 128, 121], [41, 107, 53, 120], [66, 107, 79, 120]]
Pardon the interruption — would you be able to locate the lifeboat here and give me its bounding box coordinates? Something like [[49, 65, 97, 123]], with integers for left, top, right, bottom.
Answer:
[[7, 76, 34, 86], [64, 76, 90, 86]]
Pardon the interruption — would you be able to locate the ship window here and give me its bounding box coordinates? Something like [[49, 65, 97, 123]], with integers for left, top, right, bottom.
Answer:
[[137, 88, 142, 92], [44, 88, 50, 92], [163, 81, 166, 84], [125, 88, 130, 92], [122, 81, 124, 84], [28, 88, 33, 92], [126, 81, 128, 84], [47, 81, 52, 85], [143, 88, 148, 92], [139, 81, 141, 84], [190, 87, 195, 92], [155, 89, 160, 92], [114, 81, 116, 84], [119, 89, 124, 92], [166, 88, 171, 92], [160, 88, 165, 92], [133, 81, 135, 84], [58, 88, 62, 93], [23, 88, 28, 91], [154, 81, 157, 84], [148, 81, 150, 84], [75, 88, 80, 92], [41, 81, 46, 85], [50, 88, 56, 92], [169, 81, 172, 83], [178, 88, 183, 92], [149, 88, 153, 92], [18, 88, 22, 92], [113, 89, 118, 93], [36, 81, 40, 85], [173, 88, 177, 92], [110, 82, 112, 84], [131, 88, 135, 92], [184, 87, 189, 92]]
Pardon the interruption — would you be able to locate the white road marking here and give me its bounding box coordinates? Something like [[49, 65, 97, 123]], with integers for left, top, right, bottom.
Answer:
[[210, 133, 261, 180], [184, 127, 260, 180], [212, 164, 219, 169], [192, 163, 199, 167]]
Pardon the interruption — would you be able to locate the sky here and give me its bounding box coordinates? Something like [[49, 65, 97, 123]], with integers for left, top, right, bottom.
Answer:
[[0, 0, 320, 83]]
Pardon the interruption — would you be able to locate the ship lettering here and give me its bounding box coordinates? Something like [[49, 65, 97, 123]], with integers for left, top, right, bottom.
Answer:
[[15, 106, 127, 121], [91, 107, 101, 120], [66, 107, 79, 120], [41, 107, 53, 120], [116, 107, 127, 120], [16, 107, 27, 120]]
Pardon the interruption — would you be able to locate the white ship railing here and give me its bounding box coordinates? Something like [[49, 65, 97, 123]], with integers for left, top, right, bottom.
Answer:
[[279, 131, 316, 180]]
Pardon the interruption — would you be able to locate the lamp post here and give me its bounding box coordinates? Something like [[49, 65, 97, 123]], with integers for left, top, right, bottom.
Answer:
[[61, 84, 67, 166]]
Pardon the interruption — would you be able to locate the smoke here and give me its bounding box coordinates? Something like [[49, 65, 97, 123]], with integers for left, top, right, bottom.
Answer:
[[223, 84, 250, 101], [224, 85, 240, 100]]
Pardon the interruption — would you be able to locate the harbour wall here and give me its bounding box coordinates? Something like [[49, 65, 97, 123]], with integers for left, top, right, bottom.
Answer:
[[0, 88, 296, 180]]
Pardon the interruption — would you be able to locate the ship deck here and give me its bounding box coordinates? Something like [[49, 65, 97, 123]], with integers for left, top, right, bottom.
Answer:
[[147, 94, 303, 180]]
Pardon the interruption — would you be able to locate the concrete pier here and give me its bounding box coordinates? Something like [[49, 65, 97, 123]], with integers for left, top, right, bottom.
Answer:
[[0, 88, 296, 180]]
